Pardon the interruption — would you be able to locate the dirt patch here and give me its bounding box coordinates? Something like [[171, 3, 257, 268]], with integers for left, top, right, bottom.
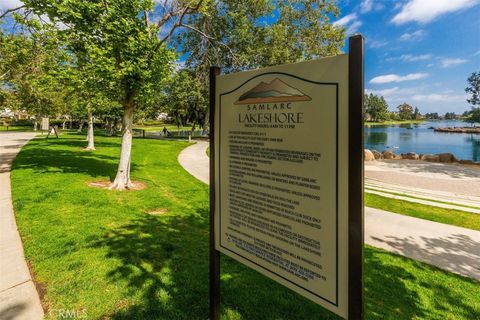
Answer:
[[87, 180, 147, 191], [146, 208, 168, 215], [27, 260, 48, 314]]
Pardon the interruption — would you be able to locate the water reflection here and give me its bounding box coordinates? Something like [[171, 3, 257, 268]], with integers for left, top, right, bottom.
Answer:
[[364, 120, 480, 162], [466, 135, 480, 162]]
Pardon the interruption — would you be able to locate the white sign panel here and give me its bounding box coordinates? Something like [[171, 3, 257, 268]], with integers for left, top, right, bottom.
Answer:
[[215, 55, 350, 317], [41, 117, 49, 131]]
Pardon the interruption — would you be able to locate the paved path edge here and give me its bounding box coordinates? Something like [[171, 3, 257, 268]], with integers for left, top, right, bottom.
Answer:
[[177, 141, 480, 281], [0, 132, 44, 320]]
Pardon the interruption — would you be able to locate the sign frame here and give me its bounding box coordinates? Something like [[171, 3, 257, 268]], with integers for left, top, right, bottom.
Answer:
[[209, 35, 364, 320]]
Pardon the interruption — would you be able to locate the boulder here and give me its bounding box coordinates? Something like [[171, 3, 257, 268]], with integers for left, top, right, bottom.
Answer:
[[371, 150, 383, 160], [421, 154, 440, 162], [438, 153, 457, 163], [401, 152, 419, 160], [459, 159, 474, 165], [364, 149, 375, 161], [382, 150, 396, 160]]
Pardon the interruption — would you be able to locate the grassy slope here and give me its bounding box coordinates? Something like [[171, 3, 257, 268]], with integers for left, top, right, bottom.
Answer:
[[11, 133, 480, 319], [365, 193, 480, 231]]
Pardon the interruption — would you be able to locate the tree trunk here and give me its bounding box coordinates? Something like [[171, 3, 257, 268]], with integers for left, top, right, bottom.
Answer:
[[85, 110, 95, 150], [78, 121, 84, 133], [62, 120, 67, 130], [33, 118, 38, 131], [110, 100, 134, 190]]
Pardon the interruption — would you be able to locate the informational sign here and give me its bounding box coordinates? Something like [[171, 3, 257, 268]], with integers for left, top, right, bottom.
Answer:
[[41, 117, 49, 131], [210, 35, 364, 320]]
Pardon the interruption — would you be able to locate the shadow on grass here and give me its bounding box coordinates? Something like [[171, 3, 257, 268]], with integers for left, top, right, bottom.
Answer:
[[370, 233, 480, 281], [36, 137, 122, 149], [86, 207, 476, 320], [88, 212, 210, 319], [12, 144, 139, 179], [365, 248, 480, 320], [364, 249, 424, 319]]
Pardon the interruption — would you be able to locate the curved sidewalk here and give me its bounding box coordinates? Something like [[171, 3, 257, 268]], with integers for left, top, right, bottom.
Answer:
[[178, 141, 480, 281], [0, 132, 44, 320]]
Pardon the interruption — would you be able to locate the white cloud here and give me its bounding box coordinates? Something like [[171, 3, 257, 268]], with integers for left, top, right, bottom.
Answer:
[[401, 54, 433, 61], [366, 86, 469, 112], [360, 0, 374, 13], [387, 54, 433, 62], [360, 0, 384, 13], [399, 30, 426, 41], [472, 50, 480, 56], [441, 58, 468, 68], [366, 87, 402, 96], [411, 93, 468, 102], [347, 20, 363, 34], [392, 0, 480, 24], [369, 39, 388, 49], [0, 0, 23, 11], [334, 13, 357, 27], [333, 13, 362, 35], [369, 73, 429, 84]]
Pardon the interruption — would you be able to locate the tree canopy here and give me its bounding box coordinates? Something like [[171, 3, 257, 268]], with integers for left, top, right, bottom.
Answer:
[[364, 93, 389, 122], [1, 0, 346, 189]]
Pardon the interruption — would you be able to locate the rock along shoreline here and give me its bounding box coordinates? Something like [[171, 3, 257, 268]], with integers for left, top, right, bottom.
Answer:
[[433, 127, 480, 134], [364, 149, 480, 166]]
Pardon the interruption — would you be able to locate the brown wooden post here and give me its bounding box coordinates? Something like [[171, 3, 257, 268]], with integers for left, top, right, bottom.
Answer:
[[209, 66, 221, 320], [348, 34, 365, 320]]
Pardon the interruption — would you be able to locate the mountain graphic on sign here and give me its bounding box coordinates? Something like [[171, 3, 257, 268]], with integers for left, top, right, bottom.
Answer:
[[235, 78, 312, 104]]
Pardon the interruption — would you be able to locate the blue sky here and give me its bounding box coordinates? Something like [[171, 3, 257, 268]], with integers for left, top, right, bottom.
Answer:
[[2, 0, 479, 114], [335, 0, 480, 114]]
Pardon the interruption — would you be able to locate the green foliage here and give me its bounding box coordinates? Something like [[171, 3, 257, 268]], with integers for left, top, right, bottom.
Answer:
[[364, 93, 389, 122], [164, 69, 207, 130], [465, 71, 480, 107], [397, 102, 414, 121], [465, 72, 480, 125], [0, 26, 68, 119], [424, 112, 439, 120], [177, 0, 345, 82], [413, 107, 421, 120], [464, 108, 480, 125], [444, 112, 457, 120]]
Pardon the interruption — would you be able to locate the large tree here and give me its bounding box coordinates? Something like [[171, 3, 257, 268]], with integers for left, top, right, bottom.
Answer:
[[16, 0, 345, 190], [465, 71, 480, 125], [165, 69, 207, 133], [364, 93, 389, 122], [177, 1, 345, 90], [397, 102, 414, 120], [0, 20, 67, 129]]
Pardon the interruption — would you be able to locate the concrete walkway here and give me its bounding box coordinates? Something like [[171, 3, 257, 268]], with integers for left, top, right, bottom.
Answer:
[[178, 141, 480, 281], [178, 141, 209, 184], [0, 132, 44, 320], [365, 160, 480, 214]]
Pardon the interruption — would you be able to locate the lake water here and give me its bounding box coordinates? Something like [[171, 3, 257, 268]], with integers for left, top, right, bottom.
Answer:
[[364, 120, 480, 162]]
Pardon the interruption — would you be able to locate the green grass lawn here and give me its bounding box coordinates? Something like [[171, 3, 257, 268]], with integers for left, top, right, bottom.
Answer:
[[0, 125, 33, 131], [365, 193, 480, 231], [11, 133, 480, 319], [366, 188, 480, 211], [133, 124, 192, 132]]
